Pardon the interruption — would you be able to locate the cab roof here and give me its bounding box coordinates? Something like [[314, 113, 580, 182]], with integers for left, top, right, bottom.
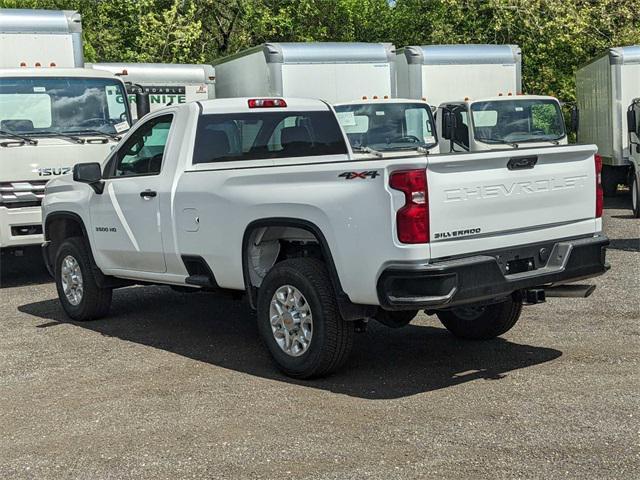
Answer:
[[197, 97, 331, 114], [439, 95, 560, 106], [334, 98, 432, 107], [0, 67, 119, 79]]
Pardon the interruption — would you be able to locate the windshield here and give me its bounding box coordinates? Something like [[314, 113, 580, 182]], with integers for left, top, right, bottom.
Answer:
[[0, 76, 131, 137], [334, 103, 437, 151], [471, 99, 565, 144]]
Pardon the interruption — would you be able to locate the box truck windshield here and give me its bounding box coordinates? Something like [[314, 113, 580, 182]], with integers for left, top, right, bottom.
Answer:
[[0, 76, 130, 138], [334, 103, 436, 152], [471, 98, 565, 145]]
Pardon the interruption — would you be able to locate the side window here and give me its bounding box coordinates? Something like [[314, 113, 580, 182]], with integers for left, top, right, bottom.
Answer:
[[112, 114, 172, 177]]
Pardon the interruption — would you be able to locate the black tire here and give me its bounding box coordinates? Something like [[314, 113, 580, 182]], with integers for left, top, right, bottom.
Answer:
[[55, 237, 112, 321], [256, 258, 354, 379], [601, 166, 618, 197], [632, 174, 640, 218], [375, 309, 418, 328], [437, 293, 522, 340]]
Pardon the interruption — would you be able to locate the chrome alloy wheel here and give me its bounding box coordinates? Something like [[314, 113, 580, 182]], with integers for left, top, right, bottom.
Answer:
[[269, 285, 313, 357], [61, 255, 84, 306]]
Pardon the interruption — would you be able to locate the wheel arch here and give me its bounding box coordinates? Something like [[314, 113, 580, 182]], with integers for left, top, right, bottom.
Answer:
[[241, 217, 346, 308]]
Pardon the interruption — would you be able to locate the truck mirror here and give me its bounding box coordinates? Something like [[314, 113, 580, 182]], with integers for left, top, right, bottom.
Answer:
[[73, 162, 104, 194], [135, 91, 151, 120], [442, 110, 455, 140], [626, 108, 636, 134], [571, 106, 579, 133]]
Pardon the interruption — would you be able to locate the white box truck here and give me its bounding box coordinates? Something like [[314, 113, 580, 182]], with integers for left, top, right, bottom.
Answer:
[[214, 42, 439, 155], [89, 63, 216, 119], [397, 45, 567, 152], [0, 9, 137, 252], [576, 46, 640, 198], [214, 42, 396, 103]]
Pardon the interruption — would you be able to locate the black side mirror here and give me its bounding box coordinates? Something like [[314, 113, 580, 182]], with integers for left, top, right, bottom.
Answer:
[[571, 106, 579, 133], [135, 91, 151, 120], [73, 162, 104, 194], [626, 108, 636, 134], [442, 110, 455, 140]]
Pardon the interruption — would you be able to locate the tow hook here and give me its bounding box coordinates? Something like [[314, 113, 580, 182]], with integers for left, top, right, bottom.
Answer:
[[523, 288, 546, 305]]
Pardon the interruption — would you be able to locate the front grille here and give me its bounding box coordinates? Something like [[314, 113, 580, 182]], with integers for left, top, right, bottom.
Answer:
[[0, 180, 47, 208]]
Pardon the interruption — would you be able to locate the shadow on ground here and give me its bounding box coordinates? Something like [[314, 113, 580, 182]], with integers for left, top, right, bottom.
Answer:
[[0, 247, 51, 289], [20, 286, 562, 400]]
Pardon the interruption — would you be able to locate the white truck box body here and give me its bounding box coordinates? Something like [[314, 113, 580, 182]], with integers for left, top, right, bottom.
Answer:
[[88, 63, 216, 119], [214, 42, 396, 103], [396, 44, 522, 108], [0, 8, 83, 68], [576, 46, 640, 166]]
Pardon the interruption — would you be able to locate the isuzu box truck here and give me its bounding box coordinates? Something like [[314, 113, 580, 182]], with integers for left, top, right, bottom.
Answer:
[[0, 9, 136, 251], [576, 46, 640, 198], [397, 44, 567, 152], [89, 63, 216, 119], [214, 42, 438, 155]]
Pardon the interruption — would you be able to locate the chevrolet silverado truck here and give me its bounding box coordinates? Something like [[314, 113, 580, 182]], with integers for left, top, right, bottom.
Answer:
[[42, 97, 609, 378]]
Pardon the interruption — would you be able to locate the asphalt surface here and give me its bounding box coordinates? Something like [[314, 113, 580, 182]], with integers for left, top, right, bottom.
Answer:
[[1, 195, 638, 479]]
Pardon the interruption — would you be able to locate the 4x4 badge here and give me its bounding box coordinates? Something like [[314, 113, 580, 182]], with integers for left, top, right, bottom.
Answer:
[[338, 170, 380, 180]]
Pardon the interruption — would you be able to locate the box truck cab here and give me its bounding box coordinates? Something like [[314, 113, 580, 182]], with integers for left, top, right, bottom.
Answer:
[[88, 63, 216, 120], [397, 44, 567, 152], [334, 98, 438, 156], [437, 95, 567, 152], [0, 9, 133, 250], [214, 42, 439, 155], [576, 46, 640, 198]]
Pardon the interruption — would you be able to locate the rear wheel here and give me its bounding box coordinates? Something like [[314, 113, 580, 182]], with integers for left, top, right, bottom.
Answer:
[[437, 294, 522, 340], [632, 173, 640, 218], [375, 309, 418, 328], [256, 258, 354, 379], [55, 237, 112, 321]]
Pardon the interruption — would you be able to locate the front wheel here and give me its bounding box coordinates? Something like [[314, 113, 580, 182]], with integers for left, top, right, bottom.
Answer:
[[55, 237, 112, 321], [632, 173, 640, 218], [437, 294, 522, 340], [256, 258, 354, 379]]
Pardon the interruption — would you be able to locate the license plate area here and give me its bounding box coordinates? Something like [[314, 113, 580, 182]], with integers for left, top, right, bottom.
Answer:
[[506, 256, 535, 275]]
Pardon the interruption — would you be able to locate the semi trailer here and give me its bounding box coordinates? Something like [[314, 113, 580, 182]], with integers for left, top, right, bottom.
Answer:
[[576, 46, 640, 198]]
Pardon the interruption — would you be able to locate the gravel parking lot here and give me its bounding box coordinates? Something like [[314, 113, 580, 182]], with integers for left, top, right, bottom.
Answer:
[[1, 195, 638, 480]]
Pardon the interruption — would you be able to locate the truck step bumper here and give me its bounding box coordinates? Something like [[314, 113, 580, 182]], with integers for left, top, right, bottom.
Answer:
[[377, 234, 609, 310]]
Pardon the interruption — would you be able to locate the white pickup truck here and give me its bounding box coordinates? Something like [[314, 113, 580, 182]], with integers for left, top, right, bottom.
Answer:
[[42, 97, 609, 378]]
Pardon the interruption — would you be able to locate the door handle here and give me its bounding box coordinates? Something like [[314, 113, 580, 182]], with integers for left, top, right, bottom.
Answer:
[[140, 189, 157, 199]]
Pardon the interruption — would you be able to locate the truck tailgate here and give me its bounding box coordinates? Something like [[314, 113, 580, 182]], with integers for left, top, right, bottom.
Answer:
[[427, 145, 599, 259]]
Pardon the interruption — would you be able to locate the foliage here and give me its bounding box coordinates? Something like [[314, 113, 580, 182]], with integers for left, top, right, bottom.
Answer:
[[1, 0, 639, 103]]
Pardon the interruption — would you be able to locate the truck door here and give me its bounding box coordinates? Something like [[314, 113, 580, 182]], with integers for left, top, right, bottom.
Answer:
[[89, 114, 174, 273]]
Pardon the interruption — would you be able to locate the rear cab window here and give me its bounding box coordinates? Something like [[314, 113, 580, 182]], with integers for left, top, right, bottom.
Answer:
[[192, 110, 348, 164]]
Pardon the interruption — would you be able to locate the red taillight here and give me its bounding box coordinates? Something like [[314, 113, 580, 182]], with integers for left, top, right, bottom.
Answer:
[[595, 153, 603, 218], [248, 98, 287, 108], [390, 169, 429, 244]]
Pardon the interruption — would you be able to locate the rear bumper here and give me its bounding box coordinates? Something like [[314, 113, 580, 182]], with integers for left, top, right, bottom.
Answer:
[[377, 235, 609, 310], [0, 206, 43, 249]]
